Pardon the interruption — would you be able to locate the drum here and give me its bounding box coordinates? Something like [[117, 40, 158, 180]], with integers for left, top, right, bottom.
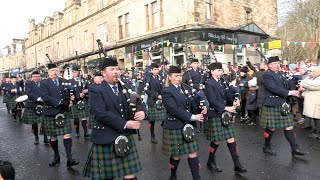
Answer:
[[15, 95, 28, 103]]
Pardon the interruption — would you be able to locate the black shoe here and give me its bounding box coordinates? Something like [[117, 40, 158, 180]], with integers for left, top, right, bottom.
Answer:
[[169, 174, 177, 180], [49, 155, 60, 167], [84, 133, 90, 138], [292, 149, 306, 157], [151, 136, 158, 144], [207, 162, 222, 172], [44, 138, 50, 145], [75, 133, 80, 138], [263, 146, 277, 156], [234, 166, 247, 174], [67, 158, 79, 167], [34, 138, 39, 145]]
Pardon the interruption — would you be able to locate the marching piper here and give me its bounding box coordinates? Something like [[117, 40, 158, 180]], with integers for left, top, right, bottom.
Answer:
[[260, 56, 305, 157], [6, 75, 23, 121], [69, 65, 90, 138], [21, 71, 49, 145], [162, 65, 206, 180], [204, 62, 247, 174], [83, 57, 145, 180], [145, 63, 166, 144], [40, 63, 79, 168]]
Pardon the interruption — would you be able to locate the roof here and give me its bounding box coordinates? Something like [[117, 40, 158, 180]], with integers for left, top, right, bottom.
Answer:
[[232, 22, 268, 36]]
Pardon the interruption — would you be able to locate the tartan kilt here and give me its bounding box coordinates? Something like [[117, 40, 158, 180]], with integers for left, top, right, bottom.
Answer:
[[147, 105, 166, 122], [7, 95, 17, 110], [21, 108, 42, 124], [260, 106, 295, 128], [42, 115, 72, 136], [206, 118, 236, 141], [2, 94, 9, 103], [70, 101, 89, 119], [162, 128, 199, 156], [88, 112, 95, 129], [83, 134, 142, 179]]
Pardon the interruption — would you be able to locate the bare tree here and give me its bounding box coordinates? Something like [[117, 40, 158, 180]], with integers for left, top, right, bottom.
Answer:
[[278, 0, 320, 63]]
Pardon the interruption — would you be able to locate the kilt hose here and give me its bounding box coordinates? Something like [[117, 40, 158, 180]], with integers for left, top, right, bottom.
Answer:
[[162, 128, 199, 156], [21, 108, 42, 124], [7, 95, 18, 110], [70, 101, 89, 119], [83, 134, 142, 179], [260, 106, 295, 128], [206, 118, 236, 141], [147, 105, 166, 122], [42, 115, 72, 136]]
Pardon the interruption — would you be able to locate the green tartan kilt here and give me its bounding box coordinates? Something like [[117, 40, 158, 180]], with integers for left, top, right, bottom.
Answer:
[[7, 96, 18, 110], [260, 106, 295, 128], [83, 134, 142, 179], [162, 128, 199, 156], [42, 115, 72, 136], [88, 112, 95, 129], [206, 118, 236, 141], [70, 101, 89, 119], [21, 108, 42, 124], [147, 105, 166, 122], [2, 94, 9, 103]]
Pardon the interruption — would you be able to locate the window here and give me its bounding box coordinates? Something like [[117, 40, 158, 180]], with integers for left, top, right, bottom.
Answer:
[[159, 0, 163, 26], [151, 1, 158, 29], [84, 31, 89, 51], [206, 0, 212, 19], [68, 11, 73, 25], [118, 16, 123, 39], [103, 0, 108, 8], [56, 18, 60, 32], [68, 37, 74, 55], [56, 42, 60, 58], [125, 13, 130, 37], [98, 0, 103, 10], [98, 23, 108, 43], [145, 4, 149, 31], [46, 24, 51, 37], [83, 1, 88, 17]]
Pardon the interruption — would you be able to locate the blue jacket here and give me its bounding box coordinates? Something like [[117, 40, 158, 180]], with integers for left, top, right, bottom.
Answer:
[[89, 80, 142, 145], [183, 69, 202, 91], [246, 89, 257, 110], [146, 75, 163, 106], [25, 81, 43, 108], [205, 78, 227, 118], [262, 70, 290, 106], [69, 77, 88, 101], [40, 78, 70, 116], [162, 83, 199, 130], [6, 83, 22, 100]]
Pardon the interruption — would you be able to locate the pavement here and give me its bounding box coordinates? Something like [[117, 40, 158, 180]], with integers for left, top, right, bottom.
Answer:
[[1, 96, 320, 180]]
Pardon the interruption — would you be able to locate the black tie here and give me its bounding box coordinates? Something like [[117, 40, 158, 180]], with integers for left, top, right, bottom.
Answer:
[[112, 85, 119, 96], [54, 79, 59, 86], [218, 79, 223, 87], [177, 86, 183, 94]]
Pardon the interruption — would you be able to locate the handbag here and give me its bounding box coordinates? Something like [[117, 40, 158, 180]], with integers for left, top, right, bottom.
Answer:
[[281, 103, 291, 116]]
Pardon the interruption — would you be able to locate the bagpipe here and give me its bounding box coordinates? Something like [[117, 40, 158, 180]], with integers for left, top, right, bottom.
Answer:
[[75, 51, 87, 110]]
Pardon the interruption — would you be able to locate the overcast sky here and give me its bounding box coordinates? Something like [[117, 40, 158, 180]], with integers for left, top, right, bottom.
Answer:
[[0, 0, 65, 49], [0, 0, 290, 50]]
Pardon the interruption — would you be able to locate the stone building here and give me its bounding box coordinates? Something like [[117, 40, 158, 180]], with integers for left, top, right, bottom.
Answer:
[[0, 38, 27, 78], [24, 0, 279, 73]]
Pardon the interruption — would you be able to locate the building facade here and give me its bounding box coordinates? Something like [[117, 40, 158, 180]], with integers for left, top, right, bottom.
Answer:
[[24, 0, 279, 73]]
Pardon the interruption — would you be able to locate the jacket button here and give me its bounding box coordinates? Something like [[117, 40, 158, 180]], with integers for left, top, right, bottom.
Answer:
[[121, 109, 123, 111], [122, 115, 124, 117]]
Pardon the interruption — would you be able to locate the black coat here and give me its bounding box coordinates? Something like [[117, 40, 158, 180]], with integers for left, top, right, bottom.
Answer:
[[40, 78, 69, 116], [262, 70, 290, 106], [205, 78, 227, 118], [162, 83, 199, 130], [6, 83, 22, 100], [89, 80, 143, 145], [146, 75, 163, 106], [25, 81, 43, 108]]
